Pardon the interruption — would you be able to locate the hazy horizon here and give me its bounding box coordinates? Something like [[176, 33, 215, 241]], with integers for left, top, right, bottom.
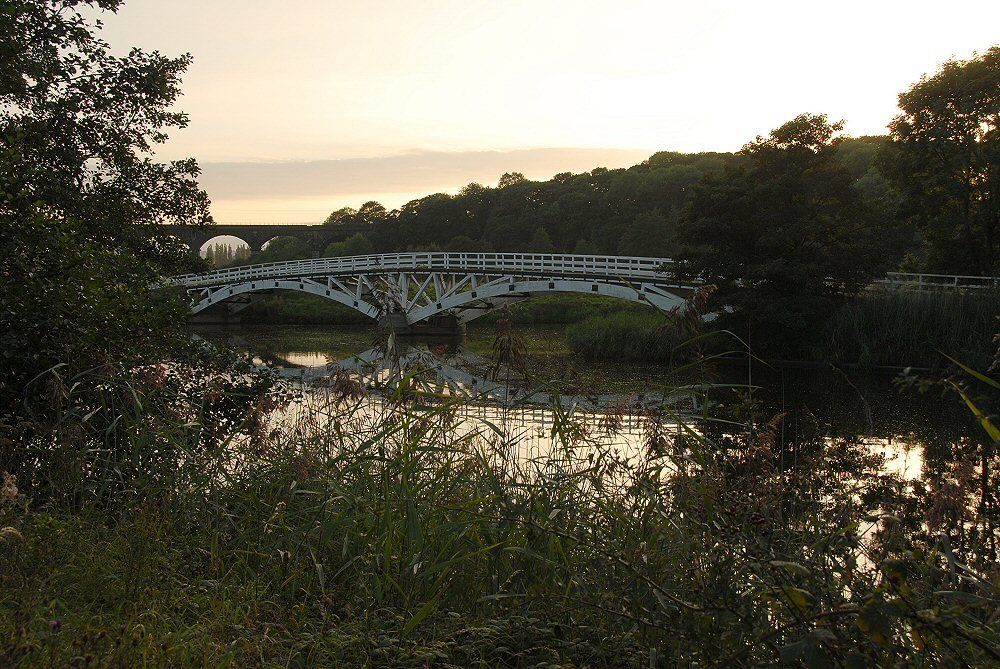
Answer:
[[199, 147, 657, 223]]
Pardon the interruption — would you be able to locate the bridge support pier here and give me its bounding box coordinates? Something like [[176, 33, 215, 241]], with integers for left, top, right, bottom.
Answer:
[[379, 312, 466, 339]]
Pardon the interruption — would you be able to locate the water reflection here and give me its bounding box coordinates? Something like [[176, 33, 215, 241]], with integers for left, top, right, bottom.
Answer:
[[303, 339, 700, 466], [192, 324, 983, 481]]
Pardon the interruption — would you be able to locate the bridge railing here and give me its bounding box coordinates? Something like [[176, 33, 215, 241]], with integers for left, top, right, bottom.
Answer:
[[171, 252, 680, 288], [872, 272, 1000, 291]]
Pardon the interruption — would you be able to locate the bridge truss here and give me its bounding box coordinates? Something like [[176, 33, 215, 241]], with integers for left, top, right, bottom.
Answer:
[[170, 252, 696, 326]]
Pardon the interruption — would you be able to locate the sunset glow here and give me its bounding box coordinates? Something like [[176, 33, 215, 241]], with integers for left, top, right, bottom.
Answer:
[[94, 0, 1000, 222]]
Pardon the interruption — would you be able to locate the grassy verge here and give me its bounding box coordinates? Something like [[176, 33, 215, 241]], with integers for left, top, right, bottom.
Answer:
[[240, 293, 371, 325], [477, 294, 651, 325]]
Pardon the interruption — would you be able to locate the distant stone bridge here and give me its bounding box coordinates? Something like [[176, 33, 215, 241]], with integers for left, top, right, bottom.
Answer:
[[170, 252, 698, 334], [166, 223, 369, 253]]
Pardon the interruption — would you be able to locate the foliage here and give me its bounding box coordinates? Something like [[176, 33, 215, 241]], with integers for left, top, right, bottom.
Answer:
[[238, 293, 370, 325], [675, 114, 898, 355], [1, 0, 210, 420], [204, 241, 250, 267], [323, 232, 374, 257], [323, 206, 357, 225], [0, 0, 210, 240], [252, 235, 312, 263], [323, 152, 737, 257], [881, 46, 1000, 274]]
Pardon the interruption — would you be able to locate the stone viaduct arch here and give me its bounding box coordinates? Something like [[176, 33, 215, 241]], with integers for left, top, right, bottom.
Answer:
[[166, 223, 371, 254]]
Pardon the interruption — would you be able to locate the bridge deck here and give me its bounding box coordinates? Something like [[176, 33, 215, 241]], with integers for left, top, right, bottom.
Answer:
[[170, 252, 685, 289]]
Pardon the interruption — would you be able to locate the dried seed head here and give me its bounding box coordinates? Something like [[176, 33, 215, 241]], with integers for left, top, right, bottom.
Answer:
[[0, 527, 23, 543], [0, 472, 17, 506]]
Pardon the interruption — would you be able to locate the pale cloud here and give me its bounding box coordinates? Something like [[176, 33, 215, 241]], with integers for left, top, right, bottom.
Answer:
[[200, 147, 654, 223]]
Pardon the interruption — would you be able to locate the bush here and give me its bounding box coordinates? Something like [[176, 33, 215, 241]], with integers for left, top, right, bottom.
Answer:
[[566, 312, 687, 363]]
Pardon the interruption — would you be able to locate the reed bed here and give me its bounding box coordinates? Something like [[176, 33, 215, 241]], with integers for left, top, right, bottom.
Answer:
[[567, 290, 1000, 370], [819, 289, 1000, 369]]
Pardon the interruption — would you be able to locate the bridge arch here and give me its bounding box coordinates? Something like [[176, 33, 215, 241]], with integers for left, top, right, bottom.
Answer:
[[199, 235, 252, 260], [189, 278, 383, 320], [409, 278, 684, 324], [173, 252, 695, 330]]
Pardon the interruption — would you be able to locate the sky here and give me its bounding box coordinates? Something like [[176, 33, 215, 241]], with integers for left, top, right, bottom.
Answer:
[[94, 0, 1000, 225]]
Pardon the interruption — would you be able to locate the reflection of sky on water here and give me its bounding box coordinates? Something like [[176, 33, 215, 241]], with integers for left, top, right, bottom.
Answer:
[[254, 344, 928, 480], [863, 437, 924, 480], [273, 386, 688, 483], [253, 352, 327, 368], [196, 324, 978, 482]]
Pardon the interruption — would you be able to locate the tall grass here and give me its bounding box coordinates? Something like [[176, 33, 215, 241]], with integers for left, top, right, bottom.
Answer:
[[1, 361, 998, 667], [819, 289, 1000, 369], [568, 290, 1000, 369], [566, 312, 687, 363]]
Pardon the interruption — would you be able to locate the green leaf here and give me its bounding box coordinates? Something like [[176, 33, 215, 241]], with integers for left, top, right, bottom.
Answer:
[[933, 590, 995, 606], [780, 632, 833, 669], [856, 600, 893, 647], [778, 586, 815, 612], [770, 560, 812, 577], [942, 353, 1000, 390], [951, 384, 1000, 443], [401, 597, 439, 637]]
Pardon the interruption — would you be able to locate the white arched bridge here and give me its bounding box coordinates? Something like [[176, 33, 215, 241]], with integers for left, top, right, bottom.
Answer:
[[170, 252, 698, 334]]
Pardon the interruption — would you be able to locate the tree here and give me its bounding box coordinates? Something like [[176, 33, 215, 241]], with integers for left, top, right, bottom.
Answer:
[[324, 232, 374, 257], [528, 226, 555, 253], [497, 172, 526, 189], [881, 47, 1000, 274], [356, 200, 388, 225], [323, 207, 357, 225], [254, 236, 312, 263], [676, 114, 889, 354], [1, 0, 210, 419], [442, 235, 492, 252], [618, 209, 673, 257]]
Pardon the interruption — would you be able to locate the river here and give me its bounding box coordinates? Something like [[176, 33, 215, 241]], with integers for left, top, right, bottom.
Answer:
[[190, 323, 985, 482]]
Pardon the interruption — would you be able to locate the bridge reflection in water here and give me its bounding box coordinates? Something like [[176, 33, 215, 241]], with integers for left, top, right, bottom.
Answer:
[[244, 339, 925, 479], [245, 340, 697, 466]]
